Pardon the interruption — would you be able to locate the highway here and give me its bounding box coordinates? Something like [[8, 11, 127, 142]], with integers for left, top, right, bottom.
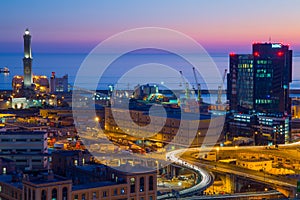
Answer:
[[158, 147, 291, 199], [157, 149, 214, 199], [181, 148, 297, 188]]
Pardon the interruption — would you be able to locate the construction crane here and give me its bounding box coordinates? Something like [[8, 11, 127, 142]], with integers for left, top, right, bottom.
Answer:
[[192, 67, 202, 103], [179, 70, 190, 99], [216, 69, 228, 104]]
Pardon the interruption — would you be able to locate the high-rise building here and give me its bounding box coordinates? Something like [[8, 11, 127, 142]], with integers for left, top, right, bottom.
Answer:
[[252, 43, 292, 115], [23, 29, 33, 88], [227, 43, 292, 145]]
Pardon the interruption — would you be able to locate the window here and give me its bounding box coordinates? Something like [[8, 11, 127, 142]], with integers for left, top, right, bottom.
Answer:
[[114, 188, 118, 196], [52, 188, 57, 200], [149, 176, 154, 191], [140, 177, 145, 192], [2, 167, 6, 175], [103, 191, 107, 197], [31, 149, 42, 152], [1, 138, 12, 142], [121, 188, 125, 194], [24, 186, 27, 200], [0, 185, 2, 192], [130, 178, 136, 193], [30, 138, 42, 142], [16, 139, 27, 142], [74, 194, 78, 200], [62, 187, 68, 200], [41, 190, 47, 200], [28, 188, 31, 200], [82, 194, 86, 200], [149, 196, 153, 200], [92, 192, 97, 199]]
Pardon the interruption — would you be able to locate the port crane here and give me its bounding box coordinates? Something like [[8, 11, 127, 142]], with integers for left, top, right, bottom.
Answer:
[[179, 70, 190, 99], [192, 67, 202, 103], [216, 69, 227, 104]]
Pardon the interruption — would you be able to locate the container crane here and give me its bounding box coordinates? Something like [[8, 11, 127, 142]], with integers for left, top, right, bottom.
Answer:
[[216, 69, 227, 104], [192, 67, 202, 103], [179, 70, 190, 99]]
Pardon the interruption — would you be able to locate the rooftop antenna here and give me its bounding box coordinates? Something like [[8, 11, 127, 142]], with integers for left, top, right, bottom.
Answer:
[[269, 36, 272, 43]]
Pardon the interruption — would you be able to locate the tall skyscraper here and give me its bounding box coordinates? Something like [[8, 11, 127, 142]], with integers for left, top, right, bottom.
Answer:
[[227, 43, 292, 145], [252, 43, 292, 115], [23, 28, 33, 88]]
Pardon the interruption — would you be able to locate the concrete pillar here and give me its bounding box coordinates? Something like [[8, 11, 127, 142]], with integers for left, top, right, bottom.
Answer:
[[166, 165, 170, 175], [170, 165, 177, 178], [224, 173, 236, 193]]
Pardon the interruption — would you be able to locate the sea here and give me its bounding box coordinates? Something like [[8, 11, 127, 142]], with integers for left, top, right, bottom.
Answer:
[[1, 52, 300, 102]]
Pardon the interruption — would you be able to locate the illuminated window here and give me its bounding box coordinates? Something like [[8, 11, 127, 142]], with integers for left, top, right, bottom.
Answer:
[[121, 188, 125, 194], [130, 178, 136, 193], [2, 167, 6, 175]]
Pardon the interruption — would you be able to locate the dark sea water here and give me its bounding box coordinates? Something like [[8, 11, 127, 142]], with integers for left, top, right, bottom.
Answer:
[[1, 52, 300, 91]]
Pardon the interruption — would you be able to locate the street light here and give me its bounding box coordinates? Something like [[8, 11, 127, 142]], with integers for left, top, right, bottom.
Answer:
[[197, 131, 201, 147], [253, 131, 258, 146]]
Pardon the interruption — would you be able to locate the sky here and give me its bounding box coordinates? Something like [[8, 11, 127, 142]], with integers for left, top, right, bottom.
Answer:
[[1, 0, 300, 54]]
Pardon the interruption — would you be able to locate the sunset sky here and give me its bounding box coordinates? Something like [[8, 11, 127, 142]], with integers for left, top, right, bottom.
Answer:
[[1, 0, 300, 53]]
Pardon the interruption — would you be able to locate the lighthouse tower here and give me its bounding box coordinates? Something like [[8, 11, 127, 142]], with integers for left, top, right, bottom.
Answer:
[[23, 28, 33, 88]]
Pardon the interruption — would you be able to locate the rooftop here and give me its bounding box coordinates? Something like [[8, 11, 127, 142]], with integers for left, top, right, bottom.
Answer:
[[0, 175, 23, 189], [75, 164, 107, 172], [23, 173, 71, 185], [112, 163, 156, 175], [72, 181, 122, 191]]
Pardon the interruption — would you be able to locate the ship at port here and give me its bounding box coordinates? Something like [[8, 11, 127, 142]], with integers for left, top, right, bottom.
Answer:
[[0, 67, 9, 73]]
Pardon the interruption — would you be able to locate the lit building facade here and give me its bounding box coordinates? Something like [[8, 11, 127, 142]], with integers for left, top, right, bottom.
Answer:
[[105, 107, 223, 147], [0, 171, 157, 200], [1, 150, 157, 200], [12, 75, 49, 95], [227, 43, 292, 145]]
